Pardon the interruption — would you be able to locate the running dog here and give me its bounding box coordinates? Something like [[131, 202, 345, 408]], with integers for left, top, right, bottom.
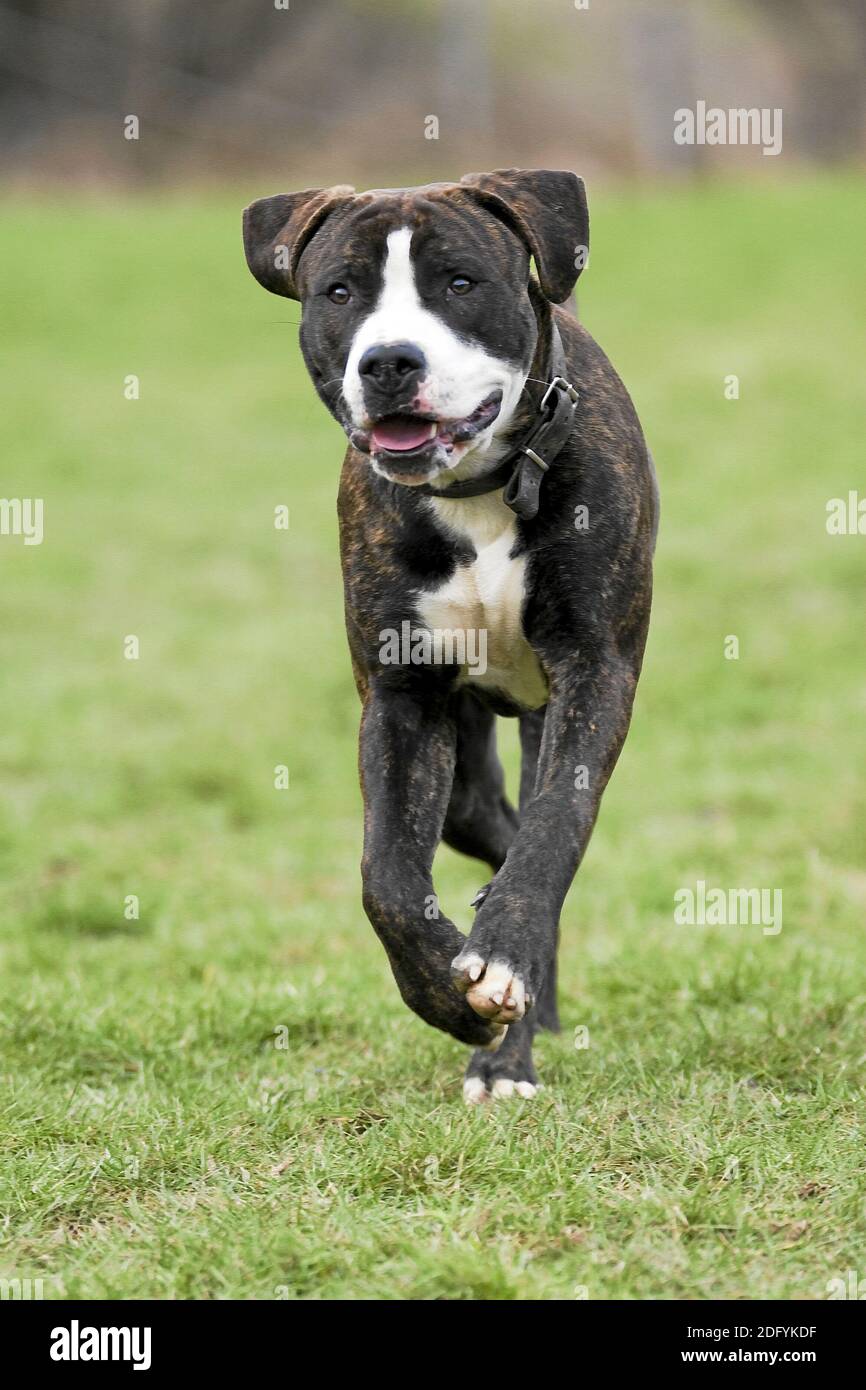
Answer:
[[243, 169, 658, 1101]]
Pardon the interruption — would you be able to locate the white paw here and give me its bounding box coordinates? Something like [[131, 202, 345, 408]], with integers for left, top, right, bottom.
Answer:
[[491, 1078, 539, 1101], [462, 1076, 488, 1106], [463, 1075, 541, 1104]]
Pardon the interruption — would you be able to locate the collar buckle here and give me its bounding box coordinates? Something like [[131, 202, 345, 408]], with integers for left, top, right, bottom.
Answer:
[[521, 445, 549, 472], [540, 374, 579, 412], [410, 323, 578, 519]]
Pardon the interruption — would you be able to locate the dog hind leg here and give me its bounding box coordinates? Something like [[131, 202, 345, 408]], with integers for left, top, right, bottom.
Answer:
[[441, 690, 519, 872], [463, 1015, 541, 1103]]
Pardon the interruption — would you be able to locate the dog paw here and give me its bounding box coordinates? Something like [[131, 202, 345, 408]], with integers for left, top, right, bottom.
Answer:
[[450, 952, 532, 1026], [462, 1047, 541, 1105], [463, 1075, 539, 1104], [490, 1077, 540, 1101], [462, 1075, 489, 1105]]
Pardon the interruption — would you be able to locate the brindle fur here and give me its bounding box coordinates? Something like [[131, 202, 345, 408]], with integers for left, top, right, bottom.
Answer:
[[243, 172, 658, 1084]]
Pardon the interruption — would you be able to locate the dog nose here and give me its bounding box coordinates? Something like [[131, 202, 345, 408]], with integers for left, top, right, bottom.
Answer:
[[358, 342, 426, 383]]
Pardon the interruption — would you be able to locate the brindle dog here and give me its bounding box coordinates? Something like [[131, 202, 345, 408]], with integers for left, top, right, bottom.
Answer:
[[243, 169, 658, 1102]]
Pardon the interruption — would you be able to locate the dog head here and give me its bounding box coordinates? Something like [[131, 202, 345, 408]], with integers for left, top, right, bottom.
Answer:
[[243, 169, 589, 486]]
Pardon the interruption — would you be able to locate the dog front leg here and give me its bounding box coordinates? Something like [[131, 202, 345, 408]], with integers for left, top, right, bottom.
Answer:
[[359, 680, 505, 1048], [452, 650, 641, 1026]]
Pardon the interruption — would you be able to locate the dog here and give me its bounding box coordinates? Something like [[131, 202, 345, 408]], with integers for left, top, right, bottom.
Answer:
[[243, 169, 658, 1102]]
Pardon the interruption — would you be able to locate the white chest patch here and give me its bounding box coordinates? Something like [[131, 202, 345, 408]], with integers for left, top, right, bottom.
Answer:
[[417, 492, 549, 710]]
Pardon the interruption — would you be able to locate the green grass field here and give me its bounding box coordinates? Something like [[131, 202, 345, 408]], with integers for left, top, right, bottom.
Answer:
[[1, 175, 864, 1300]]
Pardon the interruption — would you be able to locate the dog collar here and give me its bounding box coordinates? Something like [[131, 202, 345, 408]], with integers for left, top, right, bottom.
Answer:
[[414, 322, 579, 520]]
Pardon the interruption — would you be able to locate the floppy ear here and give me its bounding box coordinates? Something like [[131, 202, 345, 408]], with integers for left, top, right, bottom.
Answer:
[[460, 168, 589, 304], [242, 185, 355, 299]]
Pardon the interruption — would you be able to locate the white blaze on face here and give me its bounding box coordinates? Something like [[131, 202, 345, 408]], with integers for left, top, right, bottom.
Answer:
[[342, 226, 526, 458]]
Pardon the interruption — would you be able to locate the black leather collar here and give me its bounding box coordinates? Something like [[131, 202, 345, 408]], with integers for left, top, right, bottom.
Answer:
[[414, 322, 579, 520]]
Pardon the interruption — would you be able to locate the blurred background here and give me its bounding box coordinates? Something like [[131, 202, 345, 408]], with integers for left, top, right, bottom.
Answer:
[[1, 0, 865, 188]]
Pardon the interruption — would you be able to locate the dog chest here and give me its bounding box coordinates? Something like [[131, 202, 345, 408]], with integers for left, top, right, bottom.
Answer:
[[416, 495, 548, 710]]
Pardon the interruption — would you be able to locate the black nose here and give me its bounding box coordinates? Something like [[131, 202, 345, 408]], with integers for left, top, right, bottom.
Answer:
[[358, 341, 426, 383]]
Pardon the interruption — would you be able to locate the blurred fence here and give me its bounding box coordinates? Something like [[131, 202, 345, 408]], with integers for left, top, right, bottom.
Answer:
[[0, 0, 864, 187]]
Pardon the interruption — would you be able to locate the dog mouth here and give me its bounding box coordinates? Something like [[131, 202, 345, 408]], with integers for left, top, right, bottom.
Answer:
[[350, 391, 503, 480]]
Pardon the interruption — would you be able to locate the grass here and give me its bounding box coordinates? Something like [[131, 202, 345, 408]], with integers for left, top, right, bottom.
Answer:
[[0, 173, 865, 1300]]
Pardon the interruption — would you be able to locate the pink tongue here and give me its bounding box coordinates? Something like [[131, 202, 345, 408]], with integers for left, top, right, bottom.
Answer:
[[371, 417, 435, 452]]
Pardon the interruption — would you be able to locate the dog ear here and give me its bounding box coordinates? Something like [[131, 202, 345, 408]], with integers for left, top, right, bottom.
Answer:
[[460, 168, 589, 304], [243, 186, 355, 299]]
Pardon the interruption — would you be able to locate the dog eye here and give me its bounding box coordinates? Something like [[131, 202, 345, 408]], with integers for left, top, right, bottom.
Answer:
[[327, 284, 351, 304], [448, 275, 474, 296]]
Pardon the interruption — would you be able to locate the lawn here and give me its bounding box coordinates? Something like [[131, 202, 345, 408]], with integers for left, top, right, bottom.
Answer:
[[0, 174, 864, 1300]]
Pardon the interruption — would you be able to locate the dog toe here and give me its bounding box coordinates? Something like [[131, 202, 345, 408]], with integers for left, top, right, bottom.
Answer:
[[466, 960, 527, 1025], [462, 1076, 489, 1105]]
